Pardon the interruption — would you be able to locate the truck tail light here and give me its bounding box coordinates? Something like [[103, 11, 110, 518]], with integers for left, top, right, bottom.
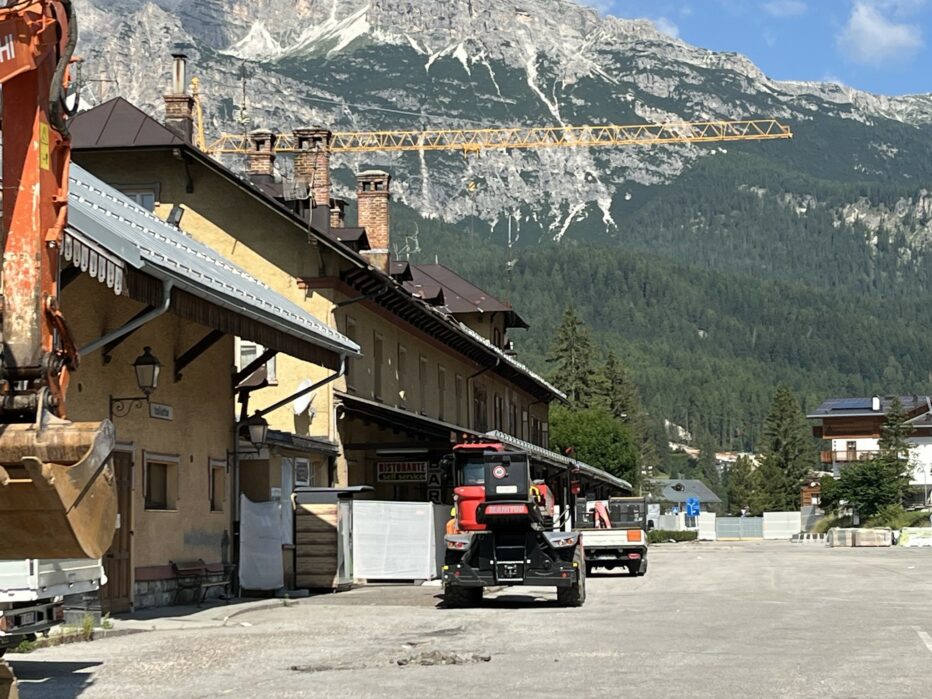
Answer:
[[628, 552, 641, 560], [627, 530, 641, 542], [485, 504, 528, 515]]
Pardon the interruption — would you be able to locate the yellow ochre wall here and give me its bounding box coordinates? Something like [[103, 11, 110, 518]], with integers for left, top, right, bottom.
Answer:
[[73, 151, 346, 446], [63, 274, 234, 569]]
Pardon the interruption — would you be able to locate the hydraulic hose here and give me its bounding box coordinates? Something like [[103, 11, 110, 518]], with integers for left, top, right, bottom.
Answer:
[[48, 0, 78, 135]]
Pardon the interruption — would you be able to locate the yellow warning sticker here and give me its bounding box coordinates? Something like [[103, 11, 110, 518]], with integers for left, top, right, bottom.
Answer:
[[40, 122, 50, 170]]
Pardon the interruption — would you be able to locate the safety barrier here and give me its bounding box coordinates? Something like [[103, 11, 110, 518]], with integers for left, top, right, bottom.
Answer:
[[898, 528, 932, 547], [827, 527, 893, 547], [790, 532, 826, 543]]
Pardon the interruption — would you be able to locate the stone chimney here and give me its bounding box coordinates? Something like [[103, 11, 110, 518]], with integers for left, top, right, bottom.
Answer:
[[330, 199, 346, 229], [163, 53, 195, 144], [247, 129, 276, 178], [293, 127, 332, 209], [357, 170, 391, 272]]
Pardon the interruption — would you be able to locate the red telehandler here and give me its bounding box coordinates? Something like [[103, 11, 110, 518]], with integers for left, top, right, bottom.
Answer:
[[0, 2, 118, 695], [442, 440, 586, 607]]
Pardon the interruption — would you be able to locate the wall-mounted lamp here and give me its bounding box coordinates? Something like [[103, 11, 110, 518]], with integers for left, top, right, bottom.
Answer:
[[109, 346, 162, 419], [245, 414, 269, 446]]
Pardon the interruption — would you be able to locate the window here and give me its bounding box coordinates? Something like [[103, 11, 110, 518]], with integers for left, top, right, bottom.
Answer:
[[419, 355, 428, 414], [474, 385, 488, 432], [144, 453, 179, 510], [494, 394, 504, 431], [373, 333, 384, 400], [522, 410, 529, 440], [344, 317, 357, 391], [294, 458, 313, 487], [493, 327, 502, 348], [397, 345, 408, 407], [119, 186, 158, 212], [509, 402, 518, 436], [437, 366, 447, 421], [542, 421, 550, 449], [455, 375, 465, 425], [238, 339, 277, 384], [209, 459, 226, 512]]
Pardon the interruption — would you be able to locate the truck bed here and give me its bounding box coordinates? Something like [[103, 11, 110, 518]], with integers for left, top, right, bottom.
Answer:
[[0, 559, 106, 604], [581, 529, 646, 548]]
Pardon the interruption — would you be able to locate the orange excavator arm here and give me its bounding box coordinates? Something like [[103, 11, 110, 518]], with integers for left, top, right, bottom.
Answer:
[[0, 0, 116, 561]]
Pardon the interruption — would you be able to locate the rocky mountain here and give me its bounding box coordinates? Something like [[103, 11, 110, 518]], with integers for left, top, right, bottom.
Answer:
[[75, 0, 932, 247], [71, 0, 932, 450]]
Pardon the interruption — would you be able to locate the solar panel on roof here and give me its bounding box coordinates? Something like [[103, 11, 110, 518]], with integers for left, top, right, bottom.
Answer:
[[830, 398, 873, 411]]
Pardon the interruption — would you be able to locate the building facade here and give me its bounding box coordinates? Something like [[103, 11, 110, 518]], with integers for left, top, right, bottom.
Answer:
[[808, 395, 932, 507]]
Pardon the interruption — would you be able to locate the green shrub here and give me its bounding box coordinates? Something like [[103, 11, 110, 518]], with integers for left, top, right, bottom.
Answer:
[[813, 514, 853, 534], [865, 505, 932, 529], [648, 530, 698, 544], [906, 510, 932, 528]]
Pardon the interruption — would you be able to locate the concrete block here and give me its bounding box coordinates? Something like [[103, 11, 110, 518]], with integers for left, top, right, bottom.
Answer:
[[898, 528, 932, 547]]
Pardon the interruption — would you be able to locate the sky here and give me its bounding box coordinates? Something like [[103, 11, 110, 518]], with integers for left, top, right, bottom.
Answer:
[[585, 0, 932, 96]]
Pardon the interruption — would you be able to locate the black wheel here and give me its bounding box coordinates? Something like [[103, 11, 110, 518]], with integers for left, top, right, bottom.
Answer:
[[0, 648, 6, 658], [443, 585, 482, 608], [557, 547, 586, 607], [585, 562, 594, 576], [637, 559, 648, 577], [627, 564, 638, 576]]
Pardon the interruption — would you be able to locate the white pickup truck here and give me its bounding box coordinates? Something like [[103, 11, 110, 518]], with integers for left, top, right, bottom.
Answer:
[[578, 497, 649, 576], [0, 559, 106, 655]]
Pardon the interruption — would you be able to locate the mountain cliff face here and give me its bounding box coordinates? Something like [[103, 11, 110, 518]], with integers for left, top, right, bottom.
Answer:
[[71, 0, 932, 448], [75, 0, 932, 245]]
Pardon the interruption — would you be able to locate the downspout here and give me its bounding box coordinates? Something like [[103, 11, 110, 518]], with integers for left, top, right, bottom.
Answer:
[[79, 281, 174, 356]]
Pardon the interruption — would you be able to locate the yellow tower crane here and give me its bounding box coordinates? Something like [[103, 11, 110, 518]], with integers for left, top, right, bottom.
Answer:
[[207, 118, 791, 156]]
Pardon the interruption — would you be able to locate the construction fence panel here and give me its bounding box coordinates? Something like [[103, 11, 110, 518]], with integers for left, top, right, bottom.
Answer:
[[352, 501, 442, 581], [763, 512, 802, 540], [658, 513, 684, 531], [716, 516, 764, 540], [697, 512, 717, 541]]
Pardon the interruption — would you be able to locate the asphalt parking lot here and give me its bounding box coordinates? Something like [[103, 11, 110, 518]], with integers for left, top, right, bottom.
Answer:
[[11, 541, 932, 698]]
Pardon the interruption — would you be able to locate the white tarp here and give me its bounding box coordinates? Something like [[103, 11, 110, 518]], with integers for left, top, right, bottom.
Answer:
[[239, 495, 284, 590], [353, 501, 440, 581]]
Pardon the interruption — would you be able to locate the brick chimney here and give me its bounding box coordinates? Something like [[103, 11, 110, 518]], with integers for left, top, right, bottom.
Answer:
[[247, 129, 276, 178], [357, 170, 391, 272], [330, 198, 346, 229], [293, 127, 332, 208], [163, 53, 195, 144]]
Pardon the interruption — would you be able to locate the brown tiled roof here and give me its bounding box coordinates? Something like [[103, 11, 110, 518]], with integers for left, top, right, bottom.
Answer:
[[71, 97, 185, 148], [406, 263, 528, 328]]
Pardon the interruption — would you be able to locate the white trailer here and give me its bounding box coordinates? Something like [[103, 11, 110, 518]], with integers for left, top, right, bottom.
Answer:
[[0, 560, 106, 654]]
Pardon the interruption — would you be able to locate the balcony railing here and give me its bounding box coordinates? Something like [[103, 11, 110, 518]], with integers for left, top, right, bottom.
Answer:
[[820, 450, 880, 464]]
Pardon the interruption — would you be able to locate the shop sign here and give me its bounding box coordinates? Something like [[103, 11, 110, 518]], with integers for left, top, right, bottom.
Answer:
[[149, 403, 173, 421], [376, 461, 428, 482]]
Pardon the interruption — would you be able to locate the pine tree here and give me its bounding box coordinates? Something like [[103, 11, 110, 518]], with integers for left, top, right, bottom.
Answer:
[[547, 307, 597, 408], [756, 385, 815, 511], [598, 352, 660, 476], [877, 396, 914, 462], [726, 455, 758, 514]]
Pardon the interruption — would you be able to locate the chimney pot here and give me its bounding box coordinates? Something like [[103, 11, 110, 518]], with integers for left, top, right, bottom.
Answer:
[[293, 127, 333, 209], [163, 52, 194, 144], [247, 128, 277, 178], [357, 170, 391, 273]]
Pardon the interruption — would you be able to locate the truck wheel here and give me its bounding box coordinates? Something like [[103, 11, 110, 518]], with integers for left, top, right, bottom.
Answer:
[[585, 562, 594, 576], [443, 585, 482, 608], [627, 564, 638, 576], [637, 559, 648, 577], [557, 548, 586, 607]]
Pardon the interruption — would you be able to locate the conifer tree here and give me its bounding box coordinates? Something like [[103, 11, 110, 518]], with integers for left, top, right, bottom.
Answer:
[[756, 385, 815, 511], [547, 307, 597, 408]]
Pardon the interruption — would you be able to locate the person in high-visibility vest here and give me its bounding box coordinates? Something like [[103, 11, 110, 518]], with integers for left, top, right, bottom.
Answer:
[[445, 506, 459, 535]]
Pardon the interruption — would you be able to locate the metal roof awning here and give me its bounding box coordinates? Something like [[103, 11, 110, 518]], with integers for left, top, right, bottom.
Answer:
[[66, 165, 360, 369], [267, 430, 340, 455], [483, 431, 633, 492], [337, 391, 478, 442]]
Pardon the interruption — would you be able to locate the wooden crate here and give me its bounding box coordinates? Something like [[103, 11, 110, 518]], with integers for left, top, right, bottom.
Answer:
[[295, 504, 340, 590]]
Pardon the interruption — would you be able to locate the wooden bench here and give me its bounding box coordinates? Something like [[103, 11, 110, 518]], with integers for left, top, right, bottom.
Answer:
[[170, 559, 234, 606]]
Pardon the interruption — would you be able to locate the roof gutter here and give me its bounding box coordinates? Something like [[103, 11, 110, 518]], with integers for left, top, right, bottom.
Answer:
[[79, 280, 174, 357]]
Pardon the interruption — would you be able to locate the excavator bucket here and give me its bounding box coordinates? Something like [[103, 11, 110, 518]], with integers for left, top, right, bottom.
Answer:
[[0, 418, 116, 560]]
